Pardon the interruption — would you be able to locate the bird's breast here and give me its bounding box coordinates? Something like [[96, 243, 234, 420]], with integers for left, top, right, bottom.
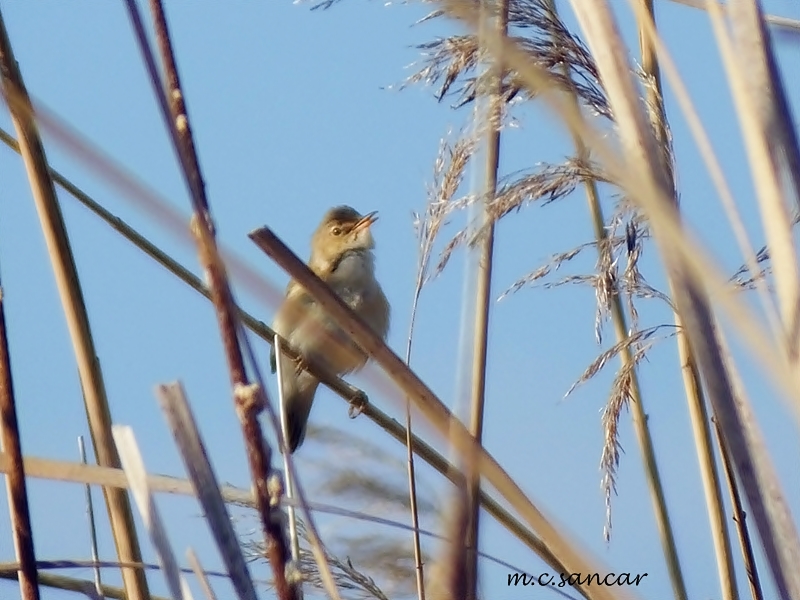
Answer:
[[329, 251, 375, 307]]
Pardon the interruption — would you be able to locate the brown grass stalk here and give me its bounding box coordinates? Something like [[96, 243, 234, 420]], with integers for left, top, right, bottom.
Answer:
[[401, 369, 425, 600], [463, 2, 508, 598], [0, 570, 171, 600], [124, 2, 301, 597], [0, 10, 150, 600], [710, 0, 800, 361], [0, 286, 39, 600], [712, 417, 764, 600], [157, 382, 260, 600]]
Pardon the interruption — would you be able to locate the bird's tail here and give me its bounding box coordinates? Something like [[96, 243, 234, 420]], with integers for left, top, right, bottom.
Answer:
[[280, 371, 320, 453]]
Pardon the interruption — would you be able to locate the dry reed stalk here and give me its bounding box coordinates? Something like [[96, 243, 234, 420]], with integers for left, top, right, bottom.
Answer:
[[124, 2, 301, 597], [712, 417, 764, 600], [463, 0, 508, 597], [402, 380, 425, 600], [273, 335, 301, 570], [157, 382, 260, 600], [0, 571, 171, 600], [713, 322, 799, 599], [0, 285, 39, 600], [438, 484, 470, 600], [78, 436, 103, 597], [401, 131, 477, 600], [666, 0, 800, 32], [187, 548, 219, 600], [113, 425, 195, 600], [250, 227, 637, 600], [0, 10, 150, 600], [135, 18, 347, 599], [710, 0, 800, 361], [629, 5, 739, 598]]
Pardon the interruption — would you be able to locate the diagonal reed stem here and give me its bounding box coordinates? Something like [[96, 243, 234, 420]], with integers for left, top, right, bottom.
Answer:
[[0, 10, 149, 600], [0, 119, 571, 584], [251, 226, 633, 600], [0, 280, 39, 600]]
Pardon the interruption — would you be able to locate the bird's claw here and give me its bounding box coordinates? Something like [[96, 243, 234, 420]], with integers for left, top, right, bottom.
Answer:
[[293, 355, 308, 375], [347, 391, 369, 419]]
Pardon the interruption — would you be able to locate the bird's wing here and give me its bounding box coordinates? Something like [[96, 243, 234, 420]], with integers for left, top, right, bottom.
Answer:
[[270, 281, 314, 373]]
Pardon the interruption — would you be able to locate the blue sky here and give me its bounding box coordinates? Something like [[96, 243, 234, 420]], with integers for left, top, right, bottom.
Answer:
[[0, 1, 799, 599]]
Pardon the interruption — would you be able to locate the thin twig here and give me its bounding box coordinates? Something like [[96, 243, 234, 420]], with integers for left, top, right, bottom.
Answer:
[[78, 436, 103, 598], [0, 10, 149, 599], [274, 335, 301, 565], [711, 417, 764, 600], [0, 283, 39, 600]]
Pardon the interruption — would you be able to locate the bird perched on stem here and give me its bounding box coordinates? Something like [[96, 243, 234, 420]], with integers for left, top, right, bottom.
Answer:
[[271, 206, 390, 453]]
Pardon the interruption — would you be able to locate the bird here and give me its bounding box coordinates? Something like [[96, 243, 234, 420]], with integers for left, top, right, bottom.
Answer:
[[271, 205, 390, 453]]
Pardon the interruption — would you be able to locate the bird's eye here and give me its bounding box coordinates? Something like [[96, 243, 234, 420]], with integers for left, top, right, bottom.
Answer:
[[331, 226, 342, 236]]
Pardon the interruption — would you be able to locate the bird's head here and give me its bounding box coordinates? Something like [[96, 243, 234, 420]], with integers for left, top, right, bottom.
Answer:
[[309, 205, 378, 273]]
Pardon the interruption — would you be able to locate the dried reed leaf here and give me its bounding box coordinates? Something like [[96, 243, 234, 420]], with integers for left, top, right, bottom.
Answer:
[[113, 426, 194, 600]]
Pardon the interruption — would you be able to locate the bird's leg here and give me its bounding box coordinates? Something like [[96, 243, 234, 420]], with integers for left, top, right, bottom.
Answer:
[[347, 390, 369, 419]]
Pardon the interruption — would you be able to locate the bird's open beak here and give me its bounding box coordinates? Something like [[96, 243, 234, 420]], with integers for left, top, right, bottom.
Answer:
[[353, 211, 379, 233]]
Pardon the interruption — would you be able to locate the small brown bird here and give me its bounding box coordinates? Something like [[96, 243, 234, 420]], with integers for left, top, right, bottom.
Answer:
[[271, 206, 390, 452]]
